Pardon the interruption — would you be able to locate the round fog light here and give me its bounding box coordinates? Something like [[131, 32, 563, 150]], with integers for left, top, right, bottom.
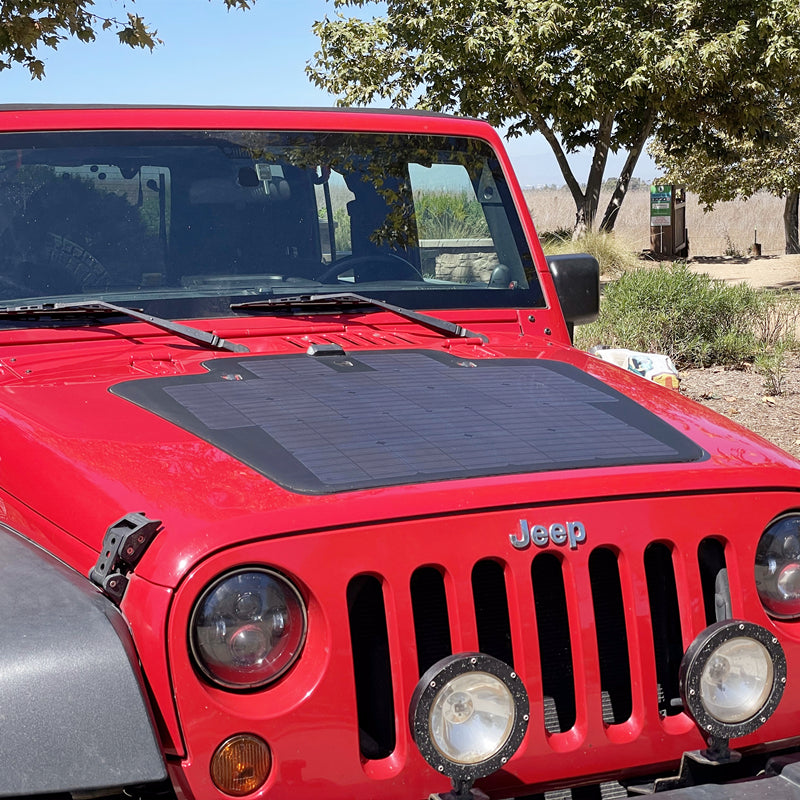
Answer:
[[680, 621, 786, 739], [699, 637, 773, 724], [409, 653, 528, 782], [211, 734, 271, 796]]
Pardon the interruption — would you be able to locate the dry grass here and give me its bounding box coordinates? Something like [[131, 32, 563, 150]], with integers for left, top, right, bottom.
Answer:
[[524, 188, 787, 257]]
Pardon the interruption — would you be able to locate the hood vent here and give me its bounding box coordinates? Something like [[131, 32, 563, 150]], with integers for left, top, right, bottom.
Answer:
[[284, 329, 429, 350]]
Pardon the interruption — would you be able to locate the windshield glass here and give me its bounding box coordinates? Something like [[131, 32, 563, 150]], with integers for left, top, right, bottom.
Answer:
[[0, 129, 543, 317]]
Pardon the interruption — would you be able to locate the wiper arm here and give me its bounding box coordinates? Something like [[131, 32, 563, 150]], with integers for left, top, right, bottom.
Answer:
[[230, 292, 488, 343], [0, 300, 249, 353]]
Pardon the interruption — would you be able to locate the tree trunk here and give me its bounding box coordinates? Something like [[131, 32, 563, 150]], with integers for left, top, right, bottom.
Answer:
[[600, 110, 656, 233], [579, 111, 615, 233], [784, 191, 800, 254], [514, 89, 613, 237], [572, 207, 589, 239], [513, 87, 645, 236], [525, 110, 586, 225]]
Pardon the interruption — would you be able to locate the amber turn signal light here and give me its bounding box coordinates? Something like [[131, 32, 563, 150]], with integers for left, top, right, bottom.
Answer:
[[210, 734, 271, 796]]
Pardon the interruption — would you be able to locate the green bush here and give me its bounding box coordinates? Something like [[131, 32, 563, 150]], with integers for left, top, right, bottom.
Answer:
[[576, 262, 797, 368], [323, 190, 490, 253], [329, 207, 352, 253], [414, 191, 490, 240], [755, 344, 788, 396]]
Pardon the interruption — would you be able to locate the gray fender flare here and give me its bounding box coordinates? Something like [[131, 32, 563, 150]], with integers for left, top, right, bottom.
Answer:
[[0, 526, 167, 795]]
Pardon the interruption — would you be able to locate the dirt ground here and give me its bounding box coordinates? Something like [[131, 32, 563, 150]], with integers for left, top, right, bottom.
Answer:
[[678, 254, 800, 459]]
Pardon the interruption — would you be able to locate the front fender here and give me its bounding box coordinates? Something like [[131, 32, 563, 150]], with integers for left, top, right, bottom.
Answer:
[[0, 525, 166, 795]]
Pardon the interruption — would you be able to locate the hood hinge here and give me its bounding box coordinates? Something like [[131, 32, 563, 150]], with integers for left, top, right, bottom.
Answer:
[[89, 512, 162, 604]]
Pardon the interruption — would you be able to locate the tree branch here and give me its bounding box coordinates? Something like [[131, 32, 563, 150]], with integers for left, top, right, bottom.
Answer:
[[508, 76, 584, 203], [600, 108, 656, 232]]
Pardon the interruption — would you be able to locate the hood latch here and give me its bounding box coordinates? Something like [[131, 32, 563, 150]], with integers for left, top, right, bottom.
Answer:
[[89, 512, 162, 604]]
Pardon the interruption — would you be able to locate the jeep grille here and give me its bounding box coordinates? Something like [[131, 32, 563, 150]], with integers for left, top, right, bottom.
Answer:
[[346, 538, 728, 762]]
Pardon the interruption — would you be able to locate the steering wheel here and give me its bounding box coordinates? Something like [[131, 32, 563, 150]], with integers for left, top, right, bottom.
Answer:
[[316, 253, 423, 284]]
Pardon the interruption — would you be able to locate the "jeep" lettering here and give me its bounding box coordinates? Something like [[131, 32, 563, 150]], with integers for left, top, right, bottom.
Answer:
[[509, 520, 587, 550]]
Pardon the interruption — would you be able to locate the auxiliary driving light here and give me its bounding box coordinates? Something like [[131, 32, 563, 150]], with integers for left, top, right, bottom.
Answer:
[[679, 620, 786, 742], [409, 652, 529, 791]]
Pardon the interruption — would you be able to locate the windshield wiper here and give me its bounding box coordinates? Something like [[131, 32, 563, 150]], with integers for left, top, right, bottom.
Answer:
[[0, 300, 249, 353], [230, 292, 489, 343]]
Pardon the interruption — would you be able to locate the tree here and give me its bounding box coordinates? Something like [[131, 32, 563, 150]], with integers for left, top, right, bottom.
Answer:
[[308, 0, 800, 234], [651, 105, 800, 254], [0, 0, 255, 79]]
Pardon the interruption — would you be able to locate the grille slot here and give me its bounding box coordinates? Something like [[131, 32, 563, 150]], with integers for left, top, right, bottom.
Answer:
[[472, 559, 514, 666], [644, 543, 684, 717], [347, 575, 395, 759], [410, 566, 452, 675], [589, 548, 632, 724], [532, 553, 576, 733], [698, 537, 730, 623]]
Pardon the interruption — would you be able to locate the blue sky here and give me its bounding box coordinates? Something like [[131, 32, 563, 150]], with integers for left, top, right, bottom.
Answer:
[[0, 0, 658, 187]]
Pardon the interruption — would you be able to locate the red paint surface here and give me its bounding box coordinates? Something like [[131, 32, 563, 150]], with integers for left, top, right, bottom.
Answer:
[[2, 107, 800, 800]]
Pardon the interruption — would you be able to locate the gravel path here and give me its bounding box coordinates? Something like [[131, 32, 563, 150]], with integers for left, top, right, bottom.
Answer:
[[682, 254, 800, 459]]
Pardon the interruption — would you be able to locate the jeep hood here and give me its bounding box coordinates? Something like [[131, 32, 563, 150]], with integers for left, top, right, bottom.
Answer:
[[1, 342, 797, 587]]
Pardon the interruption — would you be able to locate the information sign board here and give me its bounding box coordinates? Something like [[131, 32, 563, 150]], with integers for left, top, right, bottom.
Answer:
[[650, 184, 672, 227]]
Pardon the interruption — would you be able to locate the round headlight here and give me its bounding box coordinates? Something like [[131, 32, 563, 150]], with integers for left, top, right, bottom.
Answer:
[[756, 514, 800, 619], [680, 621, 785, 739], [409, 653, 528, 783], [190, 568, 307, 690]]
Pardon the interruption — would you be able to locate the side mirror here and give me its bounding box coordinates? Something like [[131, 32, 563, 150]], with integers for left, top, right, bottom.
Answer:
[[546, 253, 600, 331]]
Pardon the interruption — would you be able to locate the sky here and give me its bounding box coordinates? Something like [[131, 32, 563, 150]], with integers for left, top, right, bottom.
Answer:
[[0, 0, 659, 188]]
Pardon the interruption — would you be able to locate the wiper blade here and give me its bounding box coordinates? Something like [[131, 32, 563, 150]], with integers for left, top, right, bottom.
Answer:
[[0, 300, 249, 353], [231, 292, 488, 343]]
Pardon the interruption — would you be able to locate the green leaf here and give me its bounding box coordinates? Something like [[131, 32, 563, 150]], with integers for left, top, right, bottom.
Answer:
[[0, 1, 257, 74], [310, 0, 800, 232]]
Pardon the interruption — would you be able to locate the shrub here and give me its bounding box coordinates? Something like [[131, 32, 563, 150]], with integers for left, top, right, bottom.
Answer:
[[325, 191, 491, 253], [575, 262, 797, 368], [755, 344, 788, 396], [541, 229, 640, 277], [414, 191, 490, 240]]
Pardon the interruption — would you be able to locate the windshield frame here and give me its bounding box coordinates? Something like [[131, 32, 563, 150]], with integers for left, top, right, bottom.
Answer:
[[0, 114, 548, 322]]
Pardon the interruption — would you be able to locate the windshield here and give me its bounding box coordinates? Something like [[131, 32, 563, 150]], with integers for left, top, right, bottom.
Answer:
[[0, 129, 543, 317]]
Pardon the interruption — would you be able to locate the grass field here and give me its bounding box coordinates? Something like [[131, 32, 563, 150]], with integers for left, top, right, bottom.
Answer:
[[523, 188, 788, 257]]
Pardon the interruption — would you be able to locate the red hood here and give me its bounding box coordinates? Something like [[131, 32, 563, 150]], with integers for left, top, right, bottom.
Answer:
[[2, 323, 798, 589]]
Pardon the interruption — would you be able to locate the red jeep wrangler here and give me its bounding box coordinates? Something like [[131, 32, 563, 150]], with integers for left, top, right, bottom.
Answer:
[[1, 106, 799, 800]]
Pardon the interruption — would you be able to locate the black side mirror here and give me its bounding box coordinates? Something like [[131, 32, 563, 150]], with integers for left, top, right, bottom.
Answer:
[[546, 253, 600, 333]]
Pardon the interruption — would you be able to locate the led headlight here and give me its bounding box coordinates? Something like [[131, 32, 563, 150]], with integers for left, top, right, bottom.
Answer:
[[409, 653, 528, 784], [756, 514, 800, 619], [679, 620, 785, 740], [190, 568, 307, 690]]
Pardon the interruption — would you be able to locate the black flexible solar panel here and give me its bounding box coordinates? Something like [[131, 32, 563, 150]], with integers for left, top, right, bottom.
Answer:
[[111, 350, 705, 494]]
